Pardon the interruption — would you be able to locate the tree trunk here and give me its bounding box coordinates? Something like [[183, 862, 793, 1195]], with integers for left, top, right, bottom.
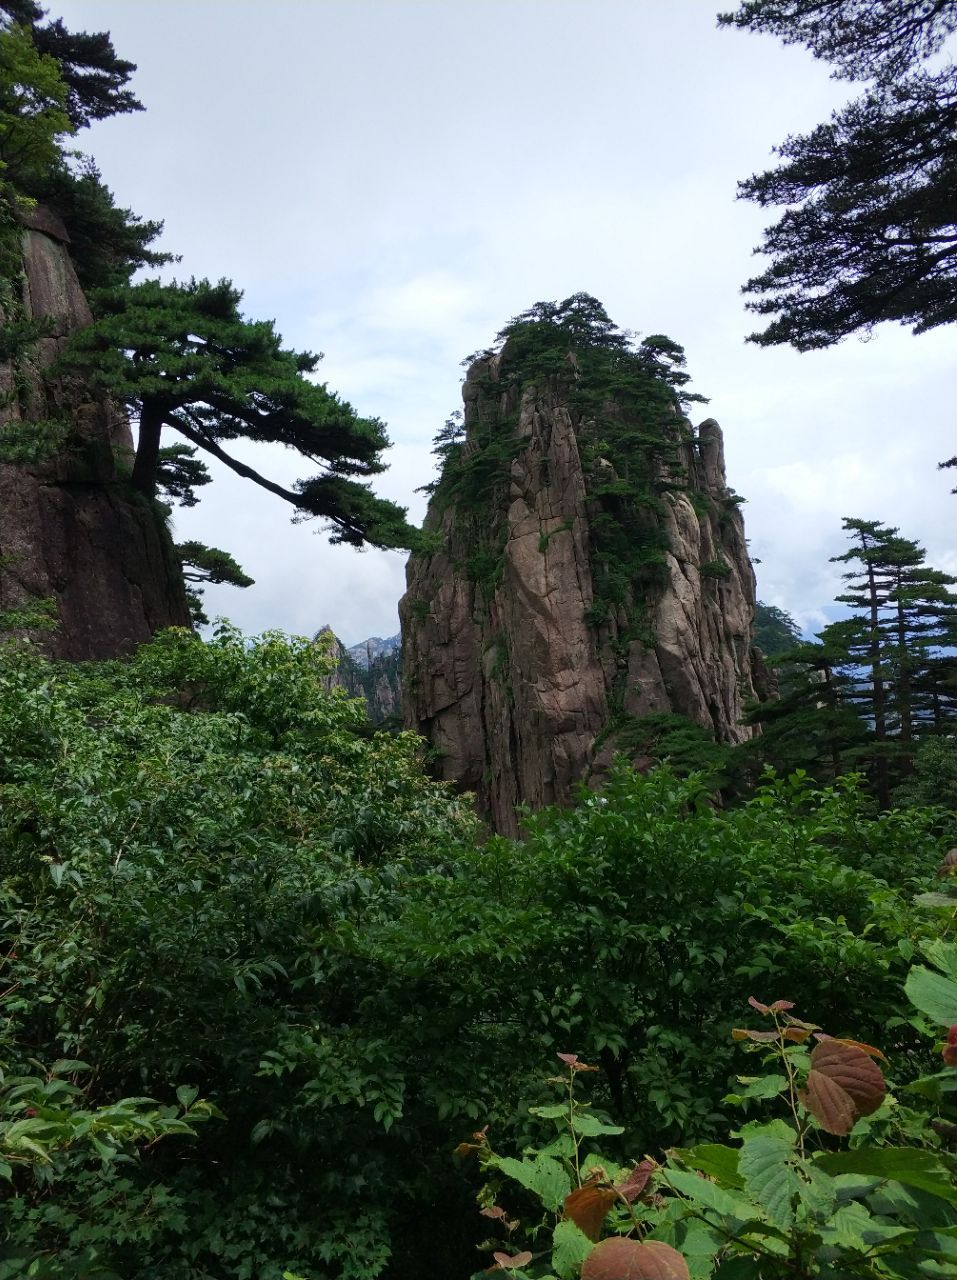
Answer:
[[131, 401, 164, 496]]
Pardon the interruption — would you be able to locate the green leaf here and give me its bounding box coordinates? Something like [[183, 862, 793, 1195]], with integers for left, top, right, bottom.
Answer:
[[529, 1104, 571, 1120], [723, 1073, 788, 1104], [49, 1060, 90, 1076], [664, 1167, 758, 1220], [672, 1144, 744, 1189], [176, 1085, 199, 1108], [915, 892, 957, 908], [738, 1131, 802, 1229], [921, 938, 957, 974], [814, 1148, 957, 1202], [489, 1155, 572, 1212], [652, 1218, 725, 1280], [905, 965, 957, 1027], [551, 1219, 593, 1280], [571, 1113, 625, 1137], [813, 1198, 875, 1249]]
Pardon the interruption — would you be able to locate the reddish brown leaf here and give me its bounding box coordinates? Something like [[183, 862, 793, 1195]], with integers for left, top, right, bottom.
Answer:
[[493, 1251, 533, 1270], [615, 1159, 656, 1203], [943, 1025, 957, 1067], [557, 1053, 580, 1065], [781, 1027, 812, 1043], [481, 1205, 507, 1219], [565, 1184, 618, 1240], [454, 1142, 480, 1158], [800, 1072, 858, 1136], [783, 1016, 821, 1031], [823, 1036, 888, 1063], [811, 1039, 886, 1116], [582, 1237, 690, 1280], [938, 848, 957, 877], [747, 997, 771, 1015], [769, 999, 795, 1012], [732, 1028, 779, 1043]]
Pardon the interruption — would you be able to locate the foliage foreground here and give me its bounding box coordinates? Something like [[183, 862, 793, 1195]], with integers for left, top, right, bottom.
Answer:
[[0, 629, 953, 1278]]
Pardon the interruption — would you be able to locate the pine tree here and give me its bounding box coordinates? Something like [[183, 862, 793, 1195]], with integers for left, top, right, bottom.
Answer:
[[753, 601, 802, 657], [64, 278, 413, 550], [177, 541, 254, 627], [0, 7, 171, 291], [748, 631, 864, 781], [828, 519, 904, 804], [0, 2, 142, 128], [720, 0, 957, 347], [750, 519, 957, 798]]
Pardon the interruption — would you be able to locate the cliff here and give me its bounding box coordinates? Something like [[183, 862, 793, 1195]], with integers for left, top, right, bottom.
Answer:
[[400, 298, 763, 835], [0, 206, 190, 658], [317, 627, 402, 724]]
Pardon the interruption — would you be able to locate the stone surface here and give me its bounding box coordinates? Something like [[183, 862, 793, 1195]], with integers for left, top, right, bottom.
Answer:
[[401, 354, 762, 835], [0, 211, 190, 658], [317, 627, 402, 724]]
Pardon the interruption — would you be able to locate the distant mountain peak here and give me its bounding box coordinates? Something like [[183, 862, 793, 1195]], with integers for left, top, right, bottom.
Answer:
[[346, 633, 401, 669]]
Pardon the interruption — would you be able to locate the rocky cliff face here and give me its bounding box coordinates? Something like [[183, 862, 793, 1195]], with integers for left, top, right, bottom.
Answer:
[[0, 206, 190, 658], [400, 302, 762, 835], [317, 627, 402, 724]]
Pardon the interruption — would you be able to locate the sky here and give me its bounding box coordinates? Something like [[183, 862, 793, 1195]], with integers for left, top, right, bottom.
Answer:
[[56, 0, 955, 646]]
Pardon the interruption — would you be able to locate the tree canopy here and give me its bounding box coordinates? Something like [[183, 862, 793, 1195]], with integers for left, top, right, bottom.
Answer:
[[65, 278, 413, 550], [0, 1, 141, 126], [750, 516, 957, 800], [720, 0, 957, 348], [0, 5, 169, 291]]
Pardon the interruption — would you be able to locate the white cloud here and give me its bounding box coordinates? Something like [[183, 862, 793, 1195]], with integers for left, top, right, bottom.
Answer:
[[56, 0, 956, 643]]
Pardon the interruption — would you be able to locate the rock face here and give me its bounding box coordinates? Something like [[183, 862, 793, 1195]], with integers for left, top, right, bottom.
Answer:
[[317, 628, 402, 724], [0, 207, 190, 658], [401, 312, 763, 835]]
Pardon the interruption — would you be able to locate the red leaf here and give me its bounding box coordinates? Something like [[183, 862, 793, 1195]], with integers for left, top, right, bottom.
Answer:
[[615, 1159, 656, 1203], [943, 1026, 957, 1066], [825, 1036, 888, 1063], [557, 1053, 579, 1065], [938, 848, 957, 877], [800, 1072, 857, 1136], [493, 1251, 533, 1270], [769, 1000, 795, 1012], [783, 1016, 820, 1030], [582, 1237, 690, 1280], [565, 1183, 618, 1240], [747, 997, 770, 1014], [801, 1039, 886, 1134], [811, 1039, 886, 1115], [481, 1205, 507, 1219]]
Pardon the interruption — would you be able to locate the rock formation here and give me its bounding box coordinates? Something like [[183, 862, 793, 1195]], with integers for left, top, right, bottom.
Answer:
[[317, 628, 402, 724], [0, 206, 190, 658], [400, 299, 764, 835]]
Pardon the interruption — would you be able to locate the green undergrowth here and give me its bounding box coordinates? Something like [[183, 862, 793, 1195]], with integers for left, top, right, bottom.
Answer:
[[0, 626, 951, 1277]]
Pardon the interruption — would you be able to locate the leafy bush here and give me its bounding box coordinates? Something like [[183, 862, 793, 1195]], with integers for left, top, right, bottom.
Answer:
[[0, 630, 949, 1277], [459, 995, 957, 1279], [0, 627, 477, 1277]]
